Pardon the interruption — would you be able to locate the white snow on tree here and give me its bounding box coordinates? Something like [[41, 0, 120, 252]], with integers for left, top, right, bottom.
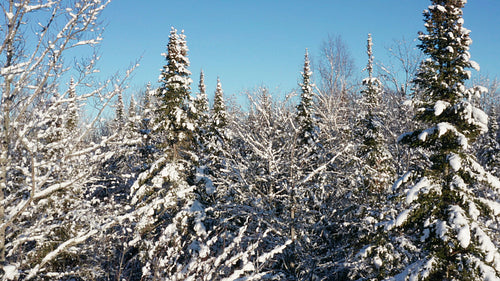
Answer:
[[352, 1, 500, 280], [355, 33, 395, 192], [154, 27, 195, 160]]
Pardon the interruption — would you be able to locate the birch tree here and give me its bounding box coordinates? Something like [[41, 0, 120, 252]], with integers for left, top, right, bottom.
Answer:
[[0, 0, 136, 278]]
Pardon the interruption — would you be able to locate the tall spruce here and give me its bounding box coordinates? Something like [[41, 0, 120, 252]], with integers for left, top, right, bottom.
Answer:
[[155, 27, 194, 158], [211, 77, 228, 135], [356, 34, 394, 192], [296, 49, 316, 146], [193, 70, 209, 126], [209, 77, 229, 173], [357, 1, 500, 279]]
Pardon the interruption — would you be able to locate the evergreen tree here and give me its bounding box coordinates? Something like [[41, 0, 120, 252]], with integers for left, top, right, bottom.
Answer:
[[128, 94, 137, 119], [477, 110, 500, 177], [138, 82, 156, 163], [155, 27, 194, 159], [353, 1, 500, 279], [115, 91, 125, 128], [208, 77, 229, 177], [295, 49, 317, 146], [66, 77, 79, 133], [356, 33, 395, 192], [211, 77, 228, 138], [193, 70, 209, 127]]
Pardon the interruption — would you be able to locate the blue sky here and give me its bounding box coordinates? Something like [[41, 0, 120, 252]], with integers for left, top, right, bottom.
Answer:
[[97, 0, 500, 103]]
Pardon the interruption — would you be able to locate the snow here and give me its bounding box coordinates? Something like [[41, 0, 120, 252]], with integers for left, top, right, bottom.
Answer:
[[406, 177, 431, 204], [470, 60, 480, 71], [448, 205, 470, 248], [448, 153, 461, 171], [472, 106, 488, 133], [418, 130, 429, 142], [6, 12, 14, 21], [429, 5, 447, 13], [387, 208, 411, 230], [436, 220, 448, 240], [434, 100, 449, 116], [392, 171, 412, 191], [4, 265, 19, 280], [472, 257, 500, 281], [472, 223, 500, 270], [436, 122, 469, 149]]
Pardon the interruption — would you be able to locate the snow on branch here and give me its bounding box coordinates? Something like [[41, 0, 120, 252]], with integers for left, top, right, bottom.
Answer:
[[26, 229, 98, 279]]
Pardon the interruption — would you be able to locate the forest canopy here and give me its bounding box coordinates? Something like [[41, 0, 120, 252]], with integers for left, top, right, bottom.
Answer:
[[0, 0, 499, 280]]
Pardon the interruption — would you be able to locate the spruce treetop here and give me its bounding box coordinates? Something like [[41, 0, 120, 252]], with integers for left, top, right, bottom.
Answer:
[[296, 49, 316, 145], [155, 27, 195, 149], [194, 69, 209, 121], [212, 77, 227, 130], [377, 1, 500, 279]]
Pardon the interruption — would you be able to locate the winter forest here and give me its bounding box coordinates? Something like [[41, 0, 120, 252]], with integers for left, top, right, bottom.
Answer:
[[1, 0, 500, 280]]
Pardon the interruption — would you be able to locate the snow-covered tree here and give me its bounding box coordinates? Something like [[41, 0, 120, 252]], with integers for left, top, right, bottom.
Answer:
[[355, 33, 395, 192], [66, 78, 79, 133], [212, 77, 228, 135], [193, 70, 210, 129], [296, 49, 317, 147], [115, 91, 126, 130], [352, 1, 500, 279], [154, 27, 195, 160], [0, 0, 141, 278]]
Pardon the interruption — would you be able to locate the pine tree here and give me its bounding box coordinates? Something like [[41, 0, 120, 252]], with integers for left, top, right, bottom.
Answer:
[[295, 49, 316, 146], [66, 77, 79, 133], [128, 94, 137, 119], [114, 91, 126, 137], [354, 1, 500, 279], [155, 27, 194, 159], [193, 70, 209, 127], [356, 33, 394, 192], [211, 77, 228, 137], [136, 83, 156, 166], [208, 77, 229, 176], [477, 109, 500, 177]]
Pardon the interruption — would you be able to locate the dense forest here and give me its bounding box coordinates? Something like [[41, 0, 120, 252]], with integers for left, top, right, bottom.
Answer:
[[1, 0, 500, 280]]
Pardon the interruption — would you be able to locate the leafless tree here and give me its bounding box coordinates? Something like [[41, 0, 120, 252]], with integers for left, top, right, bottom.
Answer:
[[378, 37, 423, 96], [0, 0, 136, 278]]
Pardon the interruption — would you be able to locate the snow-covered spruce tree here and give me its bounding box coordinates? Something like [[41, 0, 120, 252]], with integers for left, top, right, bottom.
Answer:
[[126, 28, 210, 280], [477, 110, 500, 177], [355, 34, 395, 193], [138, 83, 157, 165], [295, 49, 317, 147], [66, 78, 79, 133], [193, 70, 210, 129], [154, 27, 195, 160], [340, 34, 397, 279], [115, 91, 126, 131], [352, 1, 500, 280], [208, 77, 229, 174]]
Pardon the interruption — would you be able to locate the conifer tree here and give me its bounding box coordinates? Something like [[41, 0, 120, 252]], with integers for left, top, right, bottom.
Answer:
[[477, 110, 500, 177], [209, 77, 229, 173], [155, 27, 194, 159], [128, 94, 137, 119], [211, 77, 228, 136], [296, 49, 316, 146], [66, 77, 79, 133], [192, 70, 211, 164], [114, 91, 126, 133], [356, 34, 394, 192], [193, 70, 209, 127], [353, 1, 500, 279]]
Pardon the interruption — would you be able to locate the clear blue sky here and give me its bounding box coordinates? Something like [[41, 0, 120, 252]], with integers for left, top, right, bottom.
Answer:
[[97, 0, 500, 103]]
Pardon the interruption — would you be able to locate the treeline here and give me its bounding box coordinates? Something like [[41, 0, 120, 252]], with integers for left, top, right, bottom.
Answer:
[[1, 0, 500, 280]]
